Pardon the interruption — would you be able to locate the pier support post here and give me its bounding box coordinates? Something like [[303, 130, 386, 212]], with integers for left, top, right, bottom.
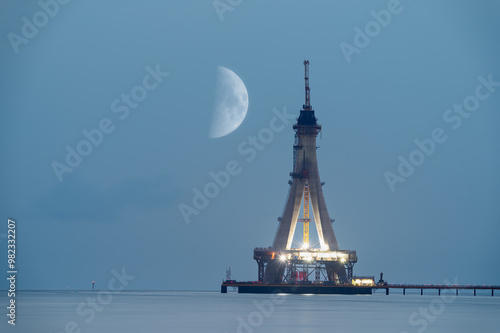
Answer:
[[386, 288, 389, 295], [403, 288, 405, 295], [474, 289, 476, 296], [315, 263, 321, 282], [438, 289, 441, 296], [221, 285, 227, 294], [257, 260, 265, 282], [493, 289, 494, 297], [421, 288, 423, 296], [456, 289, 458, 296]]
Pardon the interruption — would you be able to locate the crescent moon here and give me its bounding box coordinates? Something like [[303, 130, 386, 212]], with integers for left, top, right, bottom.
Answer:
[[209, 66, 249, 138]]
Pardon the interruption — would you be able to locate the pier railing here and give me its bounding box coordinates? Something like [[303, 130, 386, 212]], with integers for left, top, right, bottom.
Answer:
[[376, 284, 500, 296]]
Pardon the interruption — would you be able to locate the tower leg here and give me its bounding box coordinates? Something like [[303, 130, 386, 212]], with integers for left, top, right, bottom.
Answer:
[[325, 262, 347, 284], [257, 260, 265, 282], [263, 261, 286, 283]]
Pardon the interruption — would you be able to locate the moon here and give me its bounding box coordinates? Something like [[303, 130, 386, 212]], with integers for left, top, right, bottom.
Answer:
[[209, 66, 249, 138]]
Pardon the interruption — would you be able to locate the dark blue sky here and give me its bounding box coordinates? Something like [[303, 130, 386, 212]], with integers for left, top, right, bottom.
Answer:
[[1, 0, 499, 290]]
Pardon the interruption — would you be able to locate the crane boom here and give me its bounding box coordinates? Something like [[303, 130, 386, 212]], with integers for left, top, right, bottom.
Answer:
[[303, 60, 311, 110]]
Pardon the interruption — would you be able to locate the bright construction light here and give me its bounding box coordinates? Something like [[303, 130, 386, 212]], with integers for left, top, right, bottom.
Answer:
[[340, 258, 346, 263], [279, 255, 287, 262], [301, 243, 309, 249]]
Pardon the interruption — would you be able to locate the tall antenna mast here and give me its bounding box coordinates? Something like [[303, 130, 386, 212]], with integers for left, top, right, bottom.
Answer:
[[303, 60, 311, 110]]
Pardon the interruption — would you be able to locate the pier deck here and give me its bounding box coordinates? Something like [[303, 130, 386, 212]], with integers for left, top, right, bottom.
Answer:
[[221, 281, 500, 296]]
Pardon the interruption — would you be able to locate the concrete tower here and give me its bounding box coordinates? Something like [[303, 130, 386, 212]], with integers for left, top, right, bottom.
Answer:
[[257, 61, 350, 284]]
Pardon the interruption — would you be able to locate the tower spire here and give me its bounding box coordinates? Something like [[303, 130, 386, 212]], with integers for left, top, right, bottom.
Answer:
[[303, 60, 311, 110]]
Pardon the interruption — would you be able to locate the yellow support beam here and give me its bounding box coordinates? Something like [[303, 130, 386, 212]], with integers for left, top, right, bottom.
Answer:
[[303, 180, 310, 246]]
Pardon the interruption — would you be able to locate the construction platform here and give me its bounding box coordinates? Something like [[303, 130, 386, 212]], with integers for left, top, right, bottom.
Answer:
[[221, 281, 372, 295]]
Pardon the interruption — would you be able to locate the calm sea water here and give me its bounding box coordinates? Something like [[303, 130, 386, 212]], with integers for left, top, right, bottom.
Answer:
[[0, 290, 499, 333]]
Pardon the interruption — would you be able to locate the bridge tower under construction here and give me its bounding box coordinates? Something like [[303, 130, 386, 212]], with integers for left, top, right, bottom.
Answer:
[[253, 60, 357, 285]]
